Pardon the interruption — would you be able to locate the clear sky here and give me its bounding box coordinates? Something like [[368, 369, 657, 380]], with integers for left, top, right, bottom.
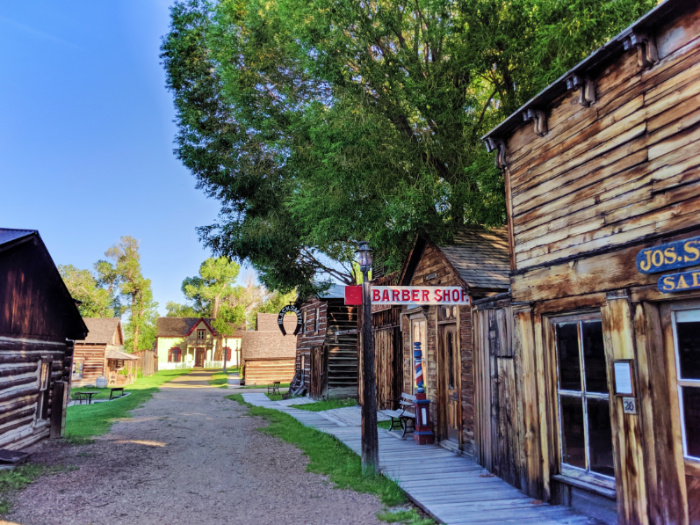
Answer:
[[0, 1, 253, 314]]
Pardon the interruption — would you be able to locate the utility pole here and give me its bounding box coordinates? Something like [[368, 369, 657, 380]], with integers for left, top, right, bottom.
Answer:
[[357, 241, 378, 474]]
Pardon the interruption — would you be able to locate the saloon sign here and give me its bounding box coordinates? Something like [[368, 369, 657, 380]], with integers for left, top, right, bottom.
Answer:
[[635, 236, 700, 293]]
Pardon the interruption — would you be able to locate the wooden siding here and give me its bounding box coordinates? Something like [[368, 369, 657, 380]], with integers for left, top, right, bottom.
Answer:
[[294, 298, 358, 398], [0, 239, 85, 340], [403, 243, 477, 452], [494, 7, 700, 523], [505, 8, 700, 273], [72, 344, 106, 387], [243, 359, 295, 385]]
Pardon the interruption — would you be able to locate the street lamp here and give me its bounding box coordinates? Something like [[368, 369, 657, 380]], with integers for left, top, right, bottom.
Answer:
[[356, 241, 378, 474]]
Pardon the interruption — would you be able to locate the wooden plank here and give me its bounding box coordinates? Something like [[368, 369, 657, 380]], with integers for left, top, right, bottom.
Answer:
[[601, 295, 648, 525], [633, 303, 687, 525]]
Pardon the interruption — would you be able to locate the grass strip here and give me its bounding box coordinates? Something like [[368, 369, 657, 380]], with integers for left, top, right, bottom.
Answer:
[[208, 368, 240, 388], [0, 464, 76, 514], [291, 398, 358, 411], [377, 509, 435, 525], [228, 394, 405, 506], [65, 369, 191, 444]]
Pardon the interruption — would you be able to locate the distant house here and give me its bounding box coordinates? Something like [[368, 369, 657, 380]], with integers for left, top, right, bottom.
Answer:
[[241, 313, 297, 385], [155, 317, 242, 370], [0, 228, 87, 449], [73, 318, 139, 387]]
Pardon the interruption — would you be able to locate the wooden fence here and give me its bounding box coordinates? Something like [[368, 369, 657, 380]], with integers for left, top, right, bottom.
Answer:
[[133, 349, 157, 376]]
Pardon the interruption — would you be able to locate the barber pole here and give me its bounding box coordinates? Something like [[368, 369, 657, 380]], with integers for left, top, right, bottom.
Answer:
[[413, 342, 434, 445]]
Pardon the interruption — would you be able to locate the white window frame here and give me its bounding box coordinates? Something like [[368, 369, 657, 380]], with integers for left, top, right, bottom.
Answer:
[[553, 313, 614, 486], [671, 306, 700, 462]]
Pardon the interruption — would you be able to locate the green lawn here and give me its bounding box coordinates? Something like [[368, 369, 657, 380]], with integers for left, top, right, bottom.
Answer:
[[70, 386, 113, 401], [291, 397, 358, 411], [378, 420, 392, 430], [208, 368, 240, 388], [227, 394, 406, 506], [65, 369, 191, 444]]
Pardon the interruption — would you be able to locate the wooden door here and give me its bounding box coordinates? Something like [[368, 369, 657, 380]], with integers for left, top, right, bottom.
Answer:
[[439, 324, 461, 443], [195, 349, 205, 367], [309, 346, 326, 398]]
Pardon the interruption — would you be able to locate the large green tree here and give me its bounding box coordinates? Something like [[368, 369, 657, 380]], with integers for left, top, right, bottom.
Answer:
[[101, 236, 159, 353], [58, 264, 117, 318], [162, 0, 655, 292]]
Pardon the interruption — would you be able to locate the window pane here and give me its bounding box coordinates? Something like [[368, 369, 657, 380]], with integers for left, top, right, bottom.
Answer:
[[583, 321, 608, 394], [557, 324, 581, 391], [560, 396, 586, 469], [587, 398, 614, 477], [683, 387, 700, 458], [677, 321, 700, 380]]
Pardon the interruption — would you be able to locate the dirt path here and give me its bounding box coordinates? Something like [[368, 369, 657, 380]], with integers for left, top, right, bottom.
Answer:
[[6, 371, 385, 525]]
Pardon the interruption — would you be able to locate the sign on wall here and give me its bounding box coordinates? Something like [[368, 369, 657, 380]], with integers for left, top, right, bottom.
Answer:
[[658, 270, 700, 293], [636, 236, 700, 274], [371, 286, 470, 306], [277, 305, 303, 336]]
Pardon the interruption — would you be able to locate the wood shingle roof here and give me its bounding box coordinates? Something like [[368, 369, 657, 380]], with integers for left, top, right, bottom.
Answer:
[[437, 227, 510, 290]]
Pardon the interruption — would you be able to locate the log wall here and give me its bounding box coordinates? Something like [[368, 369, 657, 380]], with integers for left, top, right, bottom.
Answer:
[[0, 337, 71, 450], [243, 359, 295, 385], [72, 344, 106, 387]]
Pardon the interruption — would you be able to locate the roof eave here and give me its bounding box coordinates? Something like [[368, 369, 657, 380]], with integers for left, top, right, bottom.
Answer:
[[481, 0, 681, 146]]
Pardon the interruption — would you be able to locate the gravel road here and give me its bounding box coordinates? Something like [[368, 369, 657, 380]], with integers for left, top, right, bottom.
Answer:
[[5, 371, 385, 525]]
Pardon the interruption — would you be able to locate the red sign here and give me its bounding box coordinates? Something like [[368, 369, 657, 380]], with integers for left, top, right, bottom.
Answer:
[[344, 285, 363, 305], [372, 286, 470, 306]]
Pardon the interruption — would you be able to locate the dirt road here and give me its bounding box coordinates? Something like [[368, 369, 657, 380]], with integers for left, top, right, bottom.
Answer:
[[6, 371, 384, 525]]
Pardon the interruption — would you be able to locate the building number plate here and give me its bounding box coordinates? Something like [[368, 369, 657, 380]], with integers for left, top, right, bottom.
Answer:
[[622, 397, 637, 415]]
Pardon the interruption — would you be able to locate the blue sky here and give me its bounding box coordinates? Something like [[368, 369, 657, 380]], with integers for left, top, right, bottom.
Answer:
[[0, 1, 254, 314]]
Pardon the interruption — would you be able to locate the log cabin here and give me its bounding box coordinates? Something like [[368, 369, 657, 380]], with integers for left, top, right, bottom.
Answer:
[[479, 1, 700, 523], [240, 313, 296, 386], [72, 318, 124, 387], [294, 284, 359, 399], [396, 228, 509, 454], [0, 228, 87, 448]]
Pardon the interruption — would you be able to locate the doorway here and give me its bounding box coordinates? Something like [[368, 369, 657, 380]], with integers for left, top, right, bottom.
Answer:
[[439, 323, 462, 444], [195, 348, 205, 368]]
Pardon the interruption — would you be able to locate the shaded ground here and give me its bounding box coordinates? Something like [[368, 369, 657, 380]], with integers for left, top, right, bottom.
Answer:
[[6, 371, 384, 525]]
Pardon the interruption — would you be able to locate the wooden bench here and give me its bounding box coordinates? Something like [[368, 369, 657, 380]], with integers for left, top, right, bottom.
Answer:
[[385, 393, 416, 437], [268, 381, 280, 395], [109, 387, 125, 400]]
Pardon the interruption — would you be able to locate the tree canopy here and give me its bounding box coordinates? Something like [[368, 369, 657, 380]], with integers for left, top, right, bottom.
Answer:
[[101, 236, 159, 352], [162, 0, 655, 293], [59, 264, 118, 318]]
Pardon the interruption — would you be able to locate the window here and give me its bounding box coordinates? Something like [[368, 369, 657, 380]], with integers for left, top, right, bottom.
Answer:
[[37, 360, 51, 421], [301, 311, 306, 334], [439, 305, 457, 321], [197, 329, 206, 340], [72, 359, 84, 380], [314, 307, 320, 333], [169, 348, 181, 363], [554, 316, 614, 480], [673, 309, 700, 460]]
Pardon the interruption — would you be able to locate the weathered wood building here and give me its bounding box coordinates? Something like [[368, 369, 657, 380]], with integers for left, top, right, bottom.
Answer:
[[295, 284, 359, 399], [240, 313, 296, 385], [0, 229, 87, 449], [73, 318, 126, 387], [479, 1, 700, 523], [397, 229, 510, 454]]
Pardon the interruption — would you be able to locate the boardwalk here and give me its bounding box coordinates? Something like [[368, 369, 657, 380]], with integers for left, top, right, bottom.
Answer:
[[242, 393, 601, 525]]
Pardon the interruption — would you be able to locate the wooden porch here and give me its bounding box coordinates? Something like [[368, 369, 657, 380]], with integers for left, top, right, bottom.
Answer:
[[242, 393, 600, 524]]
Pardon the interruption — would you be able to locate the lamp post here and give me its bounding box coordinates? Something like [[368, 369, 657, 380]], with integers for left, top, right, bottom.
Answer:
[[357, 241, 378, 474]]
